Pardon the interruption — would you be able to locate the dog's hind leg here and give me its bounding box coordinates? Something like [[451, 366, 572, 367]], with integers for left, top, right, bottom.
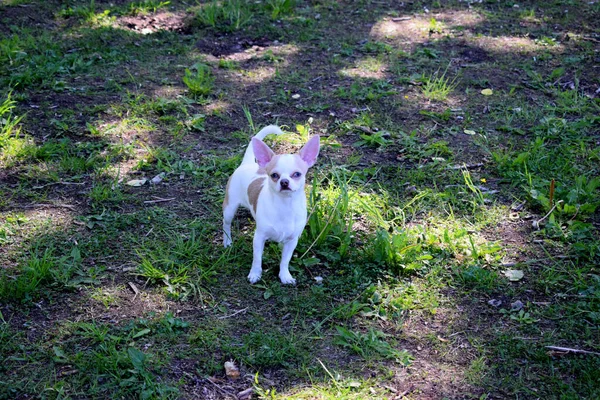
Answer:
[[223, 201, 238, 247]]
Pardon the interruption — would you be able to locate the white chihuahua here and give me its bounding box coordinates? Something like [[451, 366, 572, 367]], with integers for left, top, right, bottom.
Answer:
[[223, 125, 320, 285]]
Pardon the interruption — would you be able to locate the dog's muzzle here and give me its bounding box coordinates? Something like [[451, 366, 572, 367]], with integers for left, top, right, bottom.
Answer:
[[280, 179, 291, 191]]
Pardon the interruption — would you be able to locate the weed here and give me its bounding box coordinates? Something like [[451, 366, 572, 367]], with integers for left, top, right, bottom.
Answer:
[[334, 326, 413, 365], [0, 93, 30, 167], [420, 68, 458, 101], [182, 64, 214, 96], [353, 130, 390, 148], [266, 0, 296, 19], [453, 265, 499, 291], [336, 80, 395, 103], [128, 0, 171, 15], [136, 229, 220, 299], [197, 0, 253, 32]]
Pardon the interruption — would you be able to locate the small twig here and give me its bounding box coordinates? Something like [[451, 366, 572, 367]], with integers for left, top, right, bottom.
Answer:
[[532, 200, 563, 229], [354, 125, 375, 134], [545, 346, 600, 356], [449, 162, 485, 170], [218, 307, 248, 320], [17, 203, 77, 211], [394, 387, 413, 399], [237, 387, 254, 399], [32, 181, 86, 189], [128, 282, 140, 301], [143, 197, 175, 204], [145, 227, 154, 237], [581, 36, 600, 44], [205, 377, 237, 399]]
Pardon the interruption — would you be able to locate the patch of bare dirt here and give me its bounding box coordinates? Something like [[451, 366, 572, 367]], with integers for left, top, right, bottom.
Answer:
[[116, 11, 189, 34], [0, 2, 57, 34], [196, 35, 275, 57]]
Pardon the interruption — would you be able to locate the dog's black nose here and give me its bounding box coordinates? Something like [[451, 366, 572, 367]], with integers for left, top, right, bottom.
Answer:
[[280, 179, 289, 188]]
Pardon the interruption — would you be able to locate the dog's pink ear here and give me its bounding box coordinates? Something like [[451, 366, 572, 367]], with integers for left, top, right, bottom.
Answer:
[[252, 138, 275, 168], [299, 135, 320, 168]]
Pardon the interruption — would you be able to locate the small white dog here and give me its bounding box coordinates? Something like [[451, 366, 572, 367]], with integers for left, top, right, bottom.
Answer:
[[223, 125, 320, 285]]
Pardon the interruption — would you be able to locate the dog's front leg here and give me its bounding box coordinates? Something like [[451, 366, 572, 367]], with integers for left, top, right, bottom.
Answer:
[[279, 238, 298, 285], [248, 232, 266, 284]]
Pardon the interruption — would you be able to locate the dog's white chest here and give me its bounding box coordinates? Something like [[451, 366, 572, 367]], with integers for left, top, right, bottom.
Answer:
[[262, 212, 306, 243]]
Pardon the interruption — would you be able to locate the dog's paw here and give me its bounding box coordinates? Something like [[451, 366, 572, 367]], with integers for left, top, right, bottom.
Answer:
[[247, 271, 262, 284], [279, 273, 296, 285], [223, 240, 232, 248]]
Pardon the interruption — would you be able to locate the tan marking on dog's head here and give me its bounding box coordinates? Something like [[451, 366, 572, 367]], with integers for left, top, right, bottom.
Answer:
[[223, 176, 232, 209], [258, 155, 281, 177], [248, 177, 266, 213]]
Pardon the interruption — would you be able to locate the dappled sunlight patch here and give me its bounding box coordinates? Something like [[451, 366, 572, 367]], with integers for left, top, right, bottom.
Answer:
[[202, 99, 231, 115], [150, 85, 186, 99], [216, 44, 300, 84], [472, 35, 564, 54], [85, 284, 174, 320], [205, 42, 300, 65], [96, 116, 155, 141], [339, 56, 389, 79], [0, 209, 76, 268], [237, 65, 279, 84], [370, 11, 485, 48]]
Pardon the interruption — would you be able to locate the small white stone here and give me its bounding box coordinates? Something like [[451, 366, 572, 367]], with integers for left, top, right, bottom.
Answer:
[[314, 276, 323, 284]]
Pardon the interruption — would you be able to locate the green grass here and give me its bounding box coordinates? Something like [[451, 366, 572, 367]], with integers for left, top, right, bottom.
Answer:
[[1, 0, 599, 398]]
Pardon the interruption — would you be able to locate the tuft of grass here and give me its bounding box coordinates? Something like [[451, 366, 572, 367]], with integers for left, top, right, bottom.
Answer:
[[136, 229, 221, 300], [334, 326, 413, 365], [197, 0, 253, 31], [420, 68, 458, 101], [266, 0, 296, 19], [182, 64, 214, 96], [0, 248, 55, 301], [127, 0, 171, 16]]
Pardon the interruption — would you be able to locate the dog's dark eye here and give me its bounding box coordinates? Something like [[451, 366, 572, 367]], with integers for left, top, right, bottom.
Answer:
[[271, 173, 279, 180], [292, 172, 302, 178]]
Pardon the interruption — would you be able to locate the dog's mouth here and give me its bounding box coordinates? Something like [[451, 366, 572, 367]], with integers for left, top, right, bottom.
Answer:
[[280, 187, 292, 192]]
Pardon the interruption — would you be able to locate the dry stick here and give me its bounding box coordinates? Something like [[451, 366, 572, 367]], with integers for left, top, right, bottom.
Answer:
[[32, 181, 86, 189], [143, 197, 175, 204], [128, 282, 140, 301], [218, 307, 248, 320], [204, 377, 237, 399], [449, 162, 485, 170], [19, 203, 77, 211], [545, 346, 600, 356], [532, 200, 563, 229]]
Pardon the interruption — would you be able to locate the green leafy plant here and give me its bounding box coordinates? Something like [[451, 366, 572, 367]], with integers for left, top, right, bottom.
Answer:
[[334, 326, 413, 365], [136, 229, 220, 299], [420, 68, 458, 101], [182, 64, 214, 96], [354, 130, 390, 148], [266, 0, 296, 19], [197, 0, 253, 31]]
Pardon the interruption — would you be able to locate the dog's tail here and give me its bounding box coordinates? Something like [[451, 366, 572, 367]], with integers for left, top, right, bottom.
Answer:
[[241, 125, 284, 165]]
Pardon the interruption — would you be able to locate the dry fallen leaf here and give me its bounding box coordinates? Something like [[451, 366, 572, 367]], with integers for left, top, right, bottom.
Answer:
[[481, 88, 493, 96], [224, 361, 240, 380], [504, 269, 524, 281], [126, 178, 147, 187], [463, 129, 476, 135]]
